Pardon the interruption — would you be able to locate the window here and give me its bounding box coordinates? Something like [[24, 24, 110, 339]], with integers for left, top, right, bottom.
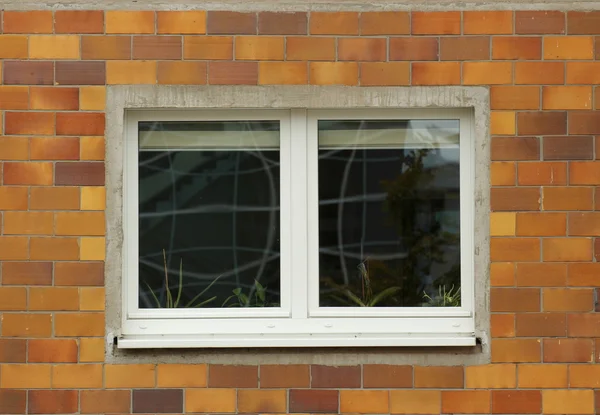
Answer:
[[121, 108, 475, 348]]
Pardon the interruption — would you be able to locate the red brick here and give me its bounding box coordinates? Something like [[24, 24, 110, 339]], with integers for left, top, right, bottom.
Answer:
[[491, 188, 540, 211], [363, 365, 412, 388], [515, 313, 566, 336], [55, 11, 104, 34], [338, 38, 386, 61], [55, 162, 104, 186], [3, 162, 53, 185], [258, 12, 307, 35], [56, 113, 105, 136], [3, 11, 53, 34], [517, 112, 567, 135], [0, 339, 26, 363], [412, 11, 460, 35], [28, 339, 78, 363], [28, 390, 78, 414], [5, 112, 54, 135], [260, 365, 309, 388], [81, 390, 131, 414], [82, 36, 131, 60], [568, 11, 600, 34], [311, 365, 361, 388], [569, 112, 600, 134], [55, 61, 106, 85], [208, 365, 257, 388], [3, 61, 53, 85], [208, 62, 258, 85], [544, 136, 593, 160], [440, 36, 490, 60], [568, 314, 600, 337], [492, 391, 541, 414], [54, 262, 105, 286], [389, 37, 439, 61], [491, 288, 541, 312], [133, 36, 182, 60], [360, 12, 410, 35], [289, 390, 338, 413], [414, 366, 463, 388], [0, 390, 26, 414], [493, 37, 542, 60], [544, 338, 594, 362], [491, 137, 540, 161], [207, 11, 256, 34], [516, 11, 565, 34]]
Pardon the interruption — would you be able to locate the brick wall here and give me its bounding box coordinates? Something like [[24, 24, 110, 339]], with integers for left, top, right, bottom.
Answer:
[[0, 7, 599, 415]]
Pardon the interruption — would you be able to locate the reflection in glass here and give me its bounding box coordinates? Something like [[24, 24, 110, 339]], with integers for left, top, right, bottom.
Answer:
[[138, 121, 281, 308], [318, 120, 461, 307]]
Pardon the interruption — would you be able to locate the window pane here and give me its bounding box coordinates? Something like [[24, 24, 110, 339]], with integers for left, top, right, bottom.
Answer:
[[318, 120, 461, 308], [138, 121, 281, 309]]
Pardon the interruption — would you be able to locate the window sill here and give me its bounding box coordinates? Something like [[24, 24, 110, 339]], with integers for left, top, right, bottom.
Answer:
[[117, 333, 476, 349]]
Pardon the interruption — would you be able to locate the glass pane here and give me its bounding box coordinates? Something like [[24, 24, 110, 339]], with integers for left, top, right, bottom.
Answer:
[[138, 121, 281, 309], [318, 119, 461, 308]]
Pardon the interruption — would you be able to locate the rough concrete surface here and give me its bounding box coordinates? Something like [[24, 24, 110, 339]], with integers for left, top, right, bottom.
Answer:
[[105, 85, 490, 365], [1, 0, 600, 10]]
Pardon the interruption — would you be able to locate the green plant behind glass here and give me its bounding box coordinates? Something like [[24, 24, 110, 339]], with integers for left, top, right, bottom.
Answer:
[[143, 249, 221, 308], [422, 285, 461, 307], [222, 279, 279, 307]]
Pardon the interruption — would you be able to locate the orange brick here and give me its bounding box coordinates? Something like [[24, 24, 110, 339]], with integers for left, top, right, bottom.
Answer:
[[0, 187, 28, 210], [389, 390, 441, 415], [340, 390, 389, 414], [569, 212, 600, 236], [157, 364, 207, 387], [463, 11, 513, 34], [0, 364, 51, 388], [0, 137, 28, 161], [491, 288, 540, 312], [4, 112, 54, 136], [543, 86, 592, 110], [491, 238, 540, 261], [0, 35, 28, 59], [81, 35, 131, 60], [338, 38, 386, 61], [0, 86, 29, 110], [80, 87, 106, 111], [29, 35, 80, 59], [30, 237, 79, 261], [515, 313, 566, 336], [543, 187, 593, 210], [491, 262, 515, 287], [515, 62, 565, 85], [30, 87, 79, 111], [491, 314, 515, 337], [286, 36, 335, 61], [518, 161, 567, 186], [107, 61, 157, 84], [493, 37, 542, 60], [54, 10, 104, 34], [258, 62, 307, 85], [3, 162, 53, 185], [491, 162, 516, 186], [28, 339, 78, 363], [493, 187, 541, 210], [55, 312, 104, 337], [105, 364, 155, 388], [310, 62, 358, 86], [52, 364, 102, 388], [80, 237, 105, 261], [544, 339, 594, 362], [569, 263, 600, 286], [310, 12, 358, 35], [390, 37, 439, 60], [81, 187, 105, 211], [55, 212, 105, 236], [490, 212, 516, 236], [106, 11, 155, 34], [412, 11, 460, 35], [30, 137, 79, 161], [569, 365, 600, 387], [542, 390, 594, 414], [518, 364, 567, 388], [412, 62, 460, 85], [3, 11, 53, 34], [360, 12, 410, 35], [463, 62, 513, 85], [79, 137, 105, 161], [0, 237, 28, 260], [516, 263, 567, 287], [414, 366, 463, 388], [440, 36, 490, 60], [3, 211, 53, 235], [362, 365, 412, 389], [491, 112, 517, 136], [1, 313, 52, 337], [465, 364, 516, 389], [544, 36, 595, 59], [29, 287, 79, 311], [570, 162, 600, 185], [442, 391, 490, 414], [568, 314, 600, 337], [235, 36, 284, 60], [492, 390, 542, 414], [360, 62, 410, 86], [79, 338, 105, 363], [30, 187, 79, 210], [79, 287, 105, 311], [183, 36, 233, 60], [515, 212, 566, 236], [0, 287, 26, 310], [186, 389, 236, 413], [516, 11, 565, 34], [543, 288, 594, 311], [158, 61, 207, 85], [238, 390, 287, 413], [491, 86, 540, 110], [491, 339, 541, 363], [543, 238, 592, 262], [158, 11, 206, 34], [80, 390, 130, 414], [566, 62, 600, 84]]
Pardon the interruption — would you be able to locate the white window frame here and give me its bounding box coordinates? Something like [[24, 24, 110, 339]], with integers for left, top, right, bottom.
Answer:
[[120, 107, 475, 349]]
